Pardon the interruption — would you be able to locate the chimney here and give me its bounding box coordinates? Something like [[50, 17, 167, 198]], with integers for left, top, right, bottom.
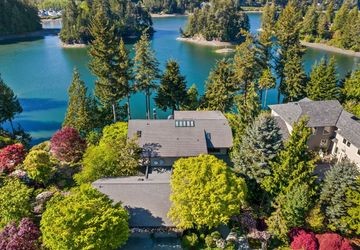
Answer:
[[153, 108, 157, 120]]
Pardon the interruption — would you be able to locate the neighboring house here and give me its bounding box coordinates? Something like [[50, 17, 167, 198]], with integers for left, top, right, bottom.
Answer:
[[269, 98, 360, 167], [331, 110, 360, 167], [127, 111, 233, 168]]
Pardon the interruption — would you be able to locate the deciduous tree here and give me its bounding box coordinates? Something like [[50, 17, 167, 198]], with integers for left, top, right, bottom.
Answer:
[[169, 154, 247, 229], [41, 184, 129, 250], [50, 127, 86, 163], [74, 122, 140, 184], [0, 143, 26, 173]]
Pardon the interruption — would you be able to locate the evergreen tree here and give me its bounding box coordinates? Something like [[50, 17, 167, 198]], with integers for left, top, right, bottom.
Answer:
[[59, 0, 81, 44], [267, 183, 313, 242], [203, 59, 236, 112], [281, 45, 307, 102], [325, 0, 335, 24], [115, 39, 133, 120], [274, 1, 302, 103], [341, 178, 360, 236], [342, 69, 360, 117], [181, 84, 199, 111], [63, 69, 92, 135], [317, 13, 330, 40], [331, 0, 350, 32], [320, 160, 360, 233], [258, 67, 276, 108], [134, 32, 160, 119], [89, 3, 122, 123], [300, 3, 318, 41], [155, 60, 188, 113], [233, 34, 264, 102], [0, 75, 22, 135], [235, 82, 261, 138], [232, 113, 283, 184], [259, 2, 277, 62], [307, 57, 339, 101], [262, 117, 317, 197]]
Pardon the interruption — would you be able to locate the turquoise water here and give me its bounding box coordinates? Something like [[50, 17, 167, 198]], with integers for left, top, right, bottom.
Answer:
[[0, 13, 359, 142]]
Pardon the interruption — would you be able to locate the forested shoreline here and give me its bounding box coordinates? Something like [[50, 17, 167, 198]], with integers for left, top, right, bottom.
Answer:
[[0, 0, 41, 36], [59, 0, 153, 45]]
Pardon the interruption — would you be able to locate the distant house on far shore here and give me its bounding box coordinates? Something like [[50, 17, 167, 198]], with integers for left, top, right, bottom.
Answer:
[[269, 98, 360, 168], [127, 111, 233, 168]]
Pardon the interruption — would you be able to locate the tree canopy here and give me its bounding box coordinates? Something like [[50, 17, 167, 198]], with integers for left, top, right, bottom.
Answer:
[[0, 0, 41, 36], [182, 0, 249, 42], [168, 154, 247, 229], [41, 184, 129, 250]]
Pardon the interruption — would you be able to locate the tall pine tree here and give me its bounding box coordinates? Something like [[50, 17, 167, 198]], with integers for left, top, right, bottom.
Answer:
[[262, 117, 317, 197], [307, 57, 339, 101], [134, 32, 160, 119], [281, 45, 307, 102], [155, 60, 188, 114], [63, 69, 92, 135], [203, 59, 236, 112], [232, 113, 283, 184], [342, 69, 360, 117], [258, 67, 276, 108], [89, 2, 123, 122]]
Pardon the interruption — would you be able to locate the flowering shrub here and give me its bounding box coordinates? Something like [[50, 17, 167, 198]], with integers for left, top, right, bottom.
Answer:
[[316, 233, 353, 250], [290, 228, 318, 250], [50, 127, 86, 163], [0, 218, 40, 250], [0, 144, 26, 173]]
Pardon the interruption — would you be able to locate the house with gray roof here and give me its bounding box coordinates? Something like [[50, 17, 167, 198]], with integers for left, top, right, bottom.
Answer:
[[93, 174, 173, 228], [269, 98, 360, 167], [127, 111, 233, 168]]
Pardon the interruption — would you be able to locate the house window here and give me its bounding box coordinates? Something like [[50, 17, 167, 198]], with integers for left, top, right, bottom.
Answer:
[[343, 138, 347, 144], [175, 120, 195, 127], [323, 127, 331, 135], [136, 131, 142, 137], [357, 149, 360, 156], [347, 141, 351, 147], [334, 147, 338, 154]]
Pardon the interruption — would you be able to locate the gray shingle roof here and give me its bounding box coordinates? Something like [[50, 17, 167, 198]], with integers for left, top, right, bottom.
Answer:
[[128, 111, 233, 158], [93, 177, 172, 228], [269, 99, 343, 127], [336, 110, 360, 148]]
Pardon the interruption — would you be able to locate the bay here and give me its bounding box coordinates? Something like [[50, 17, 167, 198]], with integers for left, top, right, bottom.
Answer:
[[0, 13, 358, 142]]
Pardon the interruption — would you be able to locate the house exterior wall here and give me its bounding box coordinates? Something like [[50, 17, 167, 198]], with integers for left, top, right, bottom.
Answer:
[[332, 133, 360, 168], [308, 126, 337, 153]]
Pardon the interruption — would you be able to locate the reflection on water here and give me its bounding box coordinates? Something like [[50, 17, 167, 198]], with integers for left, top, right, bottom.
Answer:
[[0, 14, 358, 141]]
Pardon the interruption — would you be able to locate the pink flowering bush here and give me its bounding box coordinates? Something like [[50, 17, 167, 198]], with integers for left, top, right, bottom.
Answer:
[[290, 228, 318, 250], [50, 127, 86, 163], [0, 218, 40, 250], [0, 144, 26, 173], [316, 233, 353, 250]]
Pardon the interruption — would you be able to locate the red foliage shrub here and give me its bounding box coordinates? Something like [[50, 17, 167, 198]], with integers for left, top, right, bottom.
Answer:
[[316, 233, 353, 250], [290, 228, 318, 250], [50, 127, 86, 163], [0, 144, 26, 173], [0, 218, 40, 250]]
